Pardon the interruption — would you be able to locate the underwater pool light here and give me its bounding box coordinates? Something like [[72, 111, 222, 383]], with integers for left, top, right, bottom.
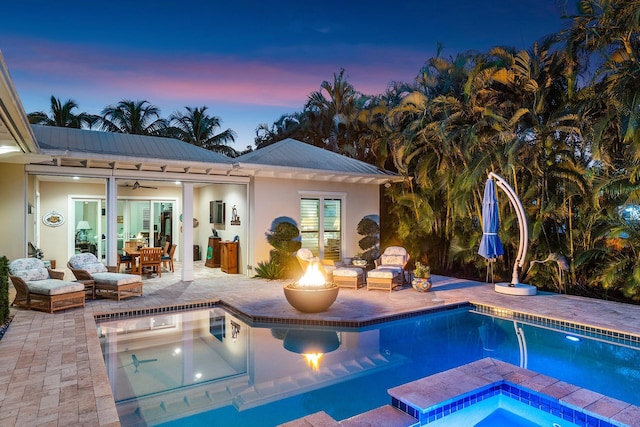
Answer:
[[565, 335, 581, 342]]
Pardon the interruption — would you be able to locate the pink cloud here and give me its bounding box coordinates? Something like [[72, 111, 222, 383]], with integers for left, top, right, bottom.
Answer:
[[5, 37, 428, 111]]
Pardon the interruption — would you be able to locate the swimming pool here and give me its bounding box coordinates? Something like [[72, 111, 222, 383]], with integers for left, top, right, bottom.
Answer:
[[96, 304, 640, 426]]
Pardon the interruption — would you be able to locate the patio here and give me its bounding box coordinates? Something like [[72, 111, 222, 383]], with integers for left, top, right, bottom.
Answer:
[[2, 262, 640, 426]]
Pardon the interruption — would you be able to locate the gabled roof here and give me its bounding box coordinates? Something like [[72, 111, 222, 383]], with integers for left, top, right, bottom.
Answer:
[[33, 125, 233, 164], [235, 138, 398, 184]]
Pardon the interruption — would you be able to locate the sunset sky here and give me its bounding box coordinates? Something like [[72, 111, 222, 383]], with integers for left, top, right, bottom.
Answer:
[[1, 1, 573, 150]]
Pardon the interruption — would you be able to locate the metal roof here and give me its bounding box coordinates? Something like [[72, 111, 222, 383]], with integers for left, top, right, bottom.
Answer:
[[33, 125, 234, 164], [235, 138, 397, 177]]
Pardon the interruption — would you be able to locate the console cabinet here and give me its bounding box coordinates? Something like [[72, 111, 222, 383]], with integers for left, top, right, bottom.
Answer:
[[220, 241, 238, 274], [205, 237, 221, 268]]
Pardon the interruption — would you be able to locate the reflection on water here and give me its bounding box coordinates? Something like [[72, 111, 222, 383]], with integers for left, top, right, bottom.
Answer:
[[282, 329, 341, 371], [99, 307, 428, 426], [98, 307, 640, 427]]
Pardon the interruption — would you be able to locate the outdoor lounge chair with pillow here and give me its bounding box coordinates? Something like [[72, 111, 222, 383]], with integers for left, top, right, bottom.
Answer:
[[9, 258, 85, 313], [296, 248, 336, 282], [67, 253, 143, 301], [366, 246, 410, 292]]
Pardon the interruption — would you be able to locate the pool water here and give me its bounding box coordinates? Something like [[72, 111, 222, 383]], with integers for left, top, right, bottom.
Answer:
[[96, 306, 640, 426], [425, 395, 579, 427]]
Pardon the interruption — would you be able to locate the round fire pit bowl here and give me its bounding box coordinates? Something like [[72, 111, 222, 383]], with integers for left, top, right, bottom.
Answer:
[[283, 283, 339, 313]]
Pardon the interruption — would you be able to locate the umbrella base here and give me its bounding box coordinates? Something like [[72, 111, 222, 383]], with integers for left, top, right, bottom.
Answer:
[[495, 282, 537, 296]]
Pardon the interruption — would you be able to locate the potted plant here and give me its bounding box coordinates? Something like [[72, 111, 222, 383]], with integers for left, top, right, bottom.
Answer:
[[411, 261, 432, 292], [352, 253, 367, 267]]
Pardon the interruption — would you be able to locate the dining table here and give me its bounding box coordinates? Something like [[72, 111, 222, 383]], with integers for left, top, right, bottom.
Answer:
[[123, 247, 142, 274]]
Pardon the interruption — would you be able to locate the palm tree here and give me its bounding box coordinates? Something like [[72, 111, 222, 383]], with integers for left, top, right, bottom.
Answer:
[[28, 96, 97, 128], [168, 106, 237, 156], [304, 68, 358, 151], [100, 99, 167, 135]]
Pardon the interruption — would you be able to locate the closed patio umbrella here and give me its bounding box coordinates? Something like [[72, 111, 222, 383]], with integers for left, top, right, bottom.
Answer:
[[478, 177, 504, 282]]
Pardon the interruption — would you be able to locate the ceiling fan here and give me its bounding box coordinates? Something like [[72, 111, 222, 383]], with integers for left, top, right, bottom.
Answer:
[[121, 354, 158, 373], [120, 181, 158, 190]]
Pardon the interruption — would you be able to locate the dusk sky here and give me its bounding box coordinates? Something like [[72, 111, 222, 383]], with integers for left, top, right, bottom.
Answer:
[[1, 1, 573, 150]]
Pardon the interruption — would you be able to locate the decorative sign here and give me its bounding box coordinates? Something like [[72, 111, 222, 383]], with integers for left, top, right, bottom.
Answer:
[[42, 211, 65, 227], [230, 205, 241, 226]]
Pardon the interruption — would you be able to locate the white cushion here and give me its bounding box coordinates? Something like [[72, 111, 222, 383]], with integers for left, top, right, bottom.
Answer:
[[92, 272, 141, 287], [368, 267, 399, 279], [334, 267, 364, 277], [68, 253, 108, 273], [26, 279, 84, 296]]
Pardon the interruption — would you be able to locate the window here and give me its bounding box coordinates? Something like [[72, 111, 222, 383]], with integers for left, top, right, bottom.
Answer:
[[300, 197, 342, 261]]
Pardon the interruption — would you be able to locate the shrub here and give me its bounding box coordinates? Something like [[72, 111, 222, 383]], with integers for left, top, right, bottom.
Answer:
[[260, 217, 302, 279], [0, 256, 9, 323], [357, 216, 380, 262], [254, 258, 286, 280]]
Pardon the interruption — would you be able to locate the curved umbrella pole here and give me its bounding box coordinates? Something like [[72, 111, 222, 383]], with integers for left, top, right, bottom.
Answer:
[[488, 172, 528, 285]]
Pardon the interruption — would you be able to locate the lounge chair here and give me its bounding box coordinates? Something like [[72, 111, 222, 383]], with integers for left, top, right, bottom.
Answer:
[[67, 253, 143, 301], [8, 258, 85, 313], [296, 248, 336, 281], [366, 246, 410, 292]]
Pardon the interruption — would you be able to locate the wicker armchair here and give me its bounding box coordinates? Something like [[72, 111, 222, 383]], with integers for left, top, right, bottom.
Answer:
[[296, 248, 336, 281], [8, 258, 85, 313], [68, 253, 143, 301], [367, 246, 410, 292]]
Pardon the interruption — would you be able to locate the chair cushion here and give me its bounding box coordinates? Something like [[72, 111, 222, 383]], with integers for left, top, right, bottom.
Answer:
[[334, 267, 364, 277], [380, 246, 408, 266], [120, 255, 132, 261], [9, 258, 49, 281], [69, 253, 108, 273], [297, 248, 314, 261], [384, 246, 407, 256], [26, 279, 84, 296], [380, 254, 406, 266], [92, 272, 141, 287], [368, 267, 400, 279]]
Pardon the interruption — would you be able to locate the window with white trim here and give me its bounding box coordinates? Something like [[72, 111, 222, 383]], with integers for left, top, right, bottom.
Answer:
[[300, 197, 342, 261]]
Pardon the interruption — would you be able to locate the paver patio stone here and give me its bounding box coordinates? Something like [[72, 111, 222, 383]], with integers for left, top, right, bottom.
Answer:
[[2, 263, 640, 426]]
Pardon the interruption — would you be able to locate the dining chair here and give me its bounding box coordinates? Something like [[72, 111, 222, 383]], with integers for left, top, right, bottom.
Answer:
[[117, 252, 132, 272], [162, 244, 177, 272], [138, 247, 163, 277]]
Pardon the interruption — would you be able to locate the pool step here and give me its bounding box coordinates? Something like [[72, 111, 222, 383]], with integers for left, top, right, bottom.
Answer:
[[234, 353, 406, 411], [278, 405, 418, 427]]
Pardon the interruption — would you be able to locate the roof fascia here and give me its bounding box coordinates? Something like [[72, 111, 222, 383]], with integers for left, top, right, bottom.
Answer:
[[25, 164, 250, 184], [231, 161, 401, 185], [0, 51, 38, 154]]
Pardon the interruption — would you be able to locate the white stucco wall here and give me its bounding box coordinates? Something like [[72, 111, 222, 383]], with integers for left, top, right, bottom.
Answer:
[[0, 163, 27, 261], [196, 183, 248, 274], [250, 177, 380, 269]]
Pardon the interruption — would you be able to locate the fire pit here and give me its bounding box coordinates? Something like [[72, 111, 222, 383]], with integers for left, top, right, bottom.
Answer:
[[283, 261, 339, 313]]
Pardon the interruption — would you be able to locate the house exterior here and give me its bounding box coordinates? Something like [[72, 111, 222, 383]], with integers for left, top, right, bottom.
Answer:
[[0, 52, 398, 280]]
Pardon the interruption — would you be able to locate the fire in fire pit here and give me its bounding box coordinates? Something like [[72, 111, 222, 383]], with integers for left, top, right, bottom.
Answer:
[[283, 260, 339, 313]]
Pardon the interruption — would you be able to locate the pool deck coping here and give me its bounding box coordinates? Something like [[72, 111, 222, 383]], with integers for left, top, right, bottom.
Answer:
[[2, 264, 640, 426], [388, 358, 640, 426]]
